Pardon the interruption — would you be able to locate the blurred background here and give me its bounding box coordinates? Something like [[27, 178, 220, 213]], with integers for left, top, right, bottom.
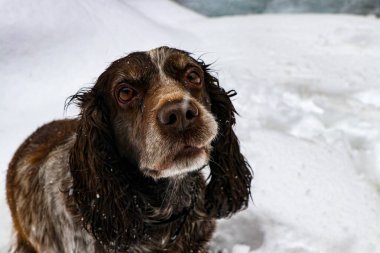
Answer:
[[174, 0, 380, 16]]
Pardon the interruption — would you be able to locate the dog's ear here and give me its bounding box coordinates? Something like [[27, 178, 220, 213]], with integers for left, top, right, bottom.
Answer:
[[68, 71, 143, 250], [202, 65, 253, 218]]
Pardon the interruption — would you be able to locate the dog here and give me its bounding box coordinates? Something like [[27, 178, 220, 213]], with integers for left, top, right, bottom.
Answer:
[[6, 46, 252, 253]]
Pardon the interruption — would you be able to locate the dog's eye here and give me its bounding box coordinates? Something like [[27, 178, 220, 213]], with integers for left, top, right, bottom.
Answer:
[[184, 68, 202, 87], [187, 71, 201, 84], [117, 85, 136, 104]]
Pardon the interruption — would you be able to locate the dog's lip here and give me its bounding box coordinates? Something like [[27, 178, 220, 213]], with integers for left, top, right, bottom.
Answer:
[[173, 145, 205, 161], [151, 145, 206, 171]]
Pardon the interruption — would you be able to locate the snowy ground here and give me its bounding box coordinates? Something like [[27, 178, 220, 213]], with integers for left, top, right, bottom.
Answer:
[[1, 0, 380, 252]]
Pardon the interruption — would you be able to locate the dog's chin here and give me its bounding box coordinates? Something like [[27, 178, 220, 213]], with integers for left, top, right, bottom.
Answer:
[[142, 147, 209, 179]]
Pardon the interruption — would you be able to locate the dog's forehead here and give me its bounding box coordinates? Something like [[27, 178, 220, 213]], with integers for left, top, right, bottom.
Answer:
[[110, 48, 200, 91], [147, 47, 194, 70], [109, 52, 155, 82]]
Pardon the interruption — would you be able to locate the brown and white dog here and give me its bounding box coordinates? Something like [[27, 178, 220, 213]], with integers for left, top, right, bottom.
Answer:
[[6, 47, 252, 253]]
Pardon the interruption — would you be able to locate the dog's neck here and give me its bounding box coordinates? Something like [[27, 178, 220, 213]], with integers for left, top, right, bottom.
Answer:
[[125, 164, 200, 216]]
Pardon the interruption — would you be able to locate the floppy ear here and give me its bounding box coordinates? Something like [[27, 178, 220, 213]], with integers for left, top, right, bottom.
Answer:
[[68, 72, 143, 250], [202, 66, 253, 218]]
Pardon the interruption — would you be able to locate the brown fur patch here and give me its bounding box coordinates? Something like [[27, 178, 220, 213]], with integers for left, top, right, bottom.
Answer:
[[6, 119, 78, 250]]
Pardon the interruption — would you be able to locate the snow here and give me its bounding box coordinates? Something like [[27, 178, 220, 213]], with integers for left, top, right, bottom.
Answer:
[[1, 0, 380, 252]]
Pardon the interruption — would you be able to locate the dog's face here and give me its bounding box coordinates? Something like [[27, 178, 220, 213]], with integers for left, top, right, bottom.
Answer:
[[101, 47, 217, 178], [70, 47, 251, 247]]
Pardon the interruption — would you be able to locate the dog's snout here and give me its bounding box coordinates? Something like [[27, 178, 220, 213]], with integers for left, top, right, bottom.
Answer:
[[158, 100, 199, 131]]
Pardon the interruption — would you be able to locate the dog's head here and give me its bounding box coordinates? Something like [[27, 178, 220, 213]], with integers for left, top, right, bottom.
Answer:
[[68, 46, 252, 249], [103, 47, 218, 178]]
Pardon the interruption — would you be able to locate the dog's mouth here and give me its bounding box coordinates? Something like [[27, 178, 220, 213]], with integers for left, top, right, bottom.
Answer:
[[156, 144, 207, 171], [173, 145, 206, 162], [143, 144, 209, 178]]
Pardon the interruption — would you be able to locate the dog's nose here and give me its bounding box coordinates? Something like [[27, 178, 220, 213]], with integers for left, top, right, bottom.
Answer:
[[158, 100, 199, 131]]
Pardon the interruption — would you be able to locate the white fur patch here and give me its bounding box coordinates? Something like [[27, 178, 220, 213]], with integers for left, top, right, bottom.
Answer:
[[158, 153, 208, 178]]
